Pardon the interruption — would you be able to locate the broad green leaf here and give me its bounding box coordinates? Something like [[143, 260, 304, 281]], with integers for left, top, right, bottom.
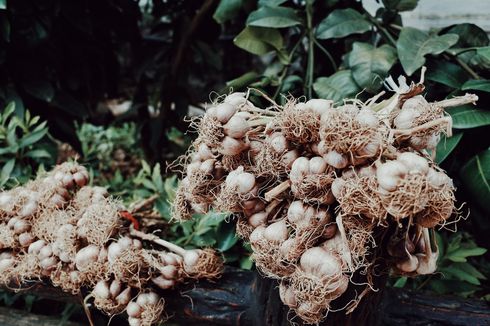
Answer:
[[258, 0, 287, 6], [382, 0, 418, 11], [476, 46, 490, 61], [348, 42, 397, 93], [447, 105, 490, 129], [460, 149, 490, 214], [446, 24, 489, 49], [0, 158, 15, 187], [18, 128, 48, 148], [213, 0, 242, 24], [426, 61, 468, 89], [25, 149, 51, 159], [216, 222, 238, 252], [247, 6, 301, 28], [234, 26, 283, 55], [313, 70, 361, 103], [435, 132, 463, 164], [397, 28, 459, 75], [316, 9, 371, 39], [462, 79, 490, 93], [22, 80, 55, 102]]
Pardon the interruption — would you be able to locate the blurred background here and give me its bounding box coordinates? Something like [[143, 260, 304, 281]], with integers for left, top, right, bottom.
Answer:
[[0, 0, 490, 324]]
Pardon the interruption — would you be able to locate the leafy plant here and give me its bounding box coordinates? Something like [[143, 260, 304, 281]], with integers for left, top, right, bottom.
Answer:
[[0, 102, 56, 188], [129, 161, 251, 268], [392, 232, 487, 297]]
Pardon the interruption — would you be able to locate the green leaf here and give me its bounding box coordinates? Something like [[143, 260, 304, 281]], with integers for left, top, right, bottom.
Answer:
[[348, 42, 397, 93], [457, 262, 486, 280], [446, 24, 489, 49], [3, 101, 15, 118], [316, 9, 371, 39], [435, 132, 463, 164], [234, 26, 283, 55], [447, 105, 490, 129], [382, 0, 418, 11], [0, 158, 15, 187], [213, 0, 242, 24], [22, 80, 55, 102], [393, 276, 408, 288], [18, 128, 48, 148], [258, 0, 287, 6], [440, 266, 481, 285], [313, 70, 361, 103], [25, 149, 51, 159], [240, 256, 253, 270], [447, 248, 487, 263], [461, 79, 490, 93], [426, 61, 468, 89], [247, 6, 301, 28], [460, 149, 490, 214], [216, 222, 238, 252], [225, 71, 261, 90], [164, 175, 178, 201], [397, 28, 459, 75]]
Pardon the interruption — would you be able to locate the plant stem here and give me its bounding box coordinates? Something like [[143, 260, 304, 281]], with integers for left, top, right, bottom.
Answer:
[[264, 180, 291, 202], [305, 1, 315, 99], [364, 11, 397, 46], [434, 93, 479, 108], [313, 38, 337, 71], [130, 226, 187, 256], [439, 48, 481, 80]]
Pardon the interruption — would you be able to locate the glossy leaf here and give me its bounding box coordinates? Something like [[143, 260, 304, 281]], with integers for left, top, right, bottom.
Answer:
[[382, 0, 418, 11], [213, 0, 242, 24], [435, 132, 463, 164], [0, 158, 15, 187], [258, 0, 287, 6], [447, 105, 490, 129], [313, 70, 361, 103], [460, 149, 490, 214], [316, 9, 371, 39], [426, 61, 468, 89], [247, 6, 301, 28], [234, 26, 283, 55], [348, 42, 397, 93], [397, 27, 459, 75], [461, 79, 490, 93]]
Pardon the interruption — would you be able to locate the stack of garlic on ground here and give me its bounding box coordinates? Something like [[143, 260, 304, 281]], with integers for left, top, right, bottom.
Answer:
[[173, 73, 478, 324], [0, 162, 222, 326]]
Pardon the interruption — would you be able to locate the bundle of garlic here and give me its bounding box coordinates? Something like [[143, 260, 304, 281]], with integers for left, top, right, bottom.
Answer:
[[173, 69, 478, 324], [0, 162, 223, 326]]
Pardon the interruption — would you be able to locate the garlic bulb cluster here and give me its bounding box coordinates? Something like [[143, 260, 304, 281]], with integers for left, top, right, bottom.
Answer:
[[174, 76, 478, 324], [0, 162, 222, 326]]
